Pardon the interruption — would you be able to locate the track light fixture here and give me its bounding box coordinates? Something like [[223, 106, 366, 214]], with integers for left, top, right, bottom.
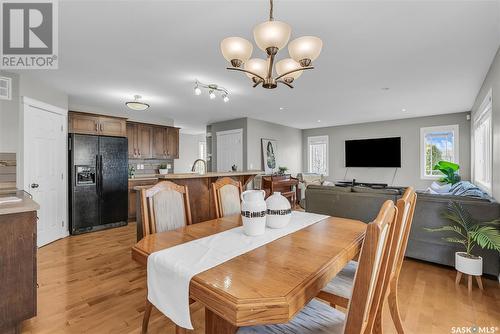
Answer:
[[193, 80, 230, 102]]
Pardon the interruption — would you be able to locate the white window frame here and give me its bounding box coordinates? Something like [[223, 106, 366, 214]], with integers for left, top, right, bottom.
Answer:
[[307, 135, 329, 176], [472, 89, 493, 194], [420, 125, 459, 180]]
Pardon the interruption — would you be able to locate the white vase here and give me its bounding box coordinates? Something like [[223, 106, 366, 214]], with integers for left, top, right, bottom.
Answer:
[[265, 192, 292, 229], [158, 169, 168, 175], [455, 252, 482, 276], [241, 190, 267, 236]]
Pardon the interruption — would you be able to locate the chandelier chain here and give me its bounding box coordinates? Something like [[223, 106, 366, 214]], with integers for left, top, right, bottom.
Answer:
[[269, 0, 274, 21]]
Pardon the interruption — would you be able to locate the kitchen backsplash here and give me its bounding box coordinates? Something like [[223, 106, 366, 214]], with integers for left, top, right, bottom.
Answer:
[[0, 153, 16, 189], [128, 158, 175, 177]]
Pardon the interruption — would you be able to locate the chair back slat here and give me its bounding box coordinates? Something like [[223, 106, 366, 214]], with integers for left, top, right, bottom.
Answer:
[[393, 187, 417, 278], [344, 200, 398, 334], [139, 181, 192, 237], [212, 177, 243, 218]]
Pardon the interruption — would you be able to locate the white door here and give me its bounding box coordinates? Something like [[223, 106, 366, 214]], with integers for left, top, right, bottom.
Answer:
[[22, 98, 67, 247], [217, 129, 243, 172]]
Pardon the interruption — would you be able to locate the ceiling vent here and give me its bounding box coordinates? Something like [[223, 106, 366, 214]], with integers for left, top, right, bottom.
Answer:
[[0, 76, 12, 101]]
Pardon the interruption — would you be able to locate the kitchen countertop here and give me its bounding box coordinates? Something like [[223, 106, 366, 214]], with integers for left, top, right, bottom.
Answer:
[[0, 190, 40, 216], [129, 175, 159, 181], [129, 171, 263, 181], [159, 171, 264, 179]]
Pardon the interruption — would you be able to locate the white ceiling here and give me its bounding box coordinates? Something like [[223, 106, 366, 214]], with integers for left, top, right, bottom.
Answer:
[[18, 0, 500, 134]]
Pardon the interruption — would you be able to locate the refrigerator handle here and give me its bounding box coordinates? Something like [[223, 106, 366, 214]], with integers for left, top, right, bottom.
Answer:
[[96, 155, 100, 195], [99, 154, 104, 197]]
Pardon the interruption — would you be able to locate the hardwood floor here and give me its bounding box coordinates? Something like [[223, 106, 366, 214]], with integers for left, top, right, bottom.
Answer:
[[22, 223, 499, 334]]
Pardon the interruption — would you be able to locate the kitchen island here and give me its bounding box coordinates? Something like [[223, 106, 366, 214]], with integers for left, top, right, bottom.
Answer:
[[131, 171, 263, 240]]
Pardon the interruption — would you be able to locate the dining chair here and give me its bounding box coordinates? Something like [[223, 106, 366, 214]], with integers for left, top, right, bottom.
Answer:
[[316, 187, 417, 334], [238, 200, 398, 334], [211, 177, 243, 218], [139, 180, 192, 334], [139, 180, 192, 236]]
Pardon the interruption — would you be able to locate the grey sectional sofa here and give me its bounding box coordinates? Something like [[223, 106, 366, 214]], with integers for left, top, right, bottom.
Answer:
[[305, 185, 500, 277]]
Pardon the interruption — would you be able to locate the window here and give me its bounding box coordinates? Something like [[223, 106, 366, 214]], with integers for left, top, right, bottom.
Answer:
[[420, 125, 459, 179], [198, 141, 206, 160], [472, 90, 492, 193], [308, 136, 329, 175]]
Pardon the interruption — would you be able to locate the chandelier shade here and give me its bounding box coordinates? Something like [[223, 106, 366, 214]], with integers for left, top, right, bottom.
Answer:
[[275, 58, 303, 81], [253, 20, 291, 52], [221, 0, 322, 89], [244, 58, 268, 79], [220, 37, 253, 66], [288, 36, 323, 65]]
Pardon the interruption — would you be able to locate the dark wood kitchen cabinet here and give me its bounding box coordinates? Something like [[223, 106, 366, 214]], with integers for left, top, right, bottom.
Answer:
[[126, 122, 179, 160], [165, 127, 179, 159], [126, 123, 138, 158], [137, 124, 153, 159], [69, 111, 126, 137], [0, 193, 39, 333], [152, 126, 167, 159], [128, 178, 158, 221]]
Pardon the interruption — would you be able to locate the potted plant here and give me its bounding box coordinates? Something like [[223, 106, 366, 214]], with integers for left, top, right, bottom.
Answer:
[[128, 165, 135, 179], [158, 164, 168, 175], [425, 201, 500, 276], [278, 166, 288, 175], [432, 160, 461, 185]]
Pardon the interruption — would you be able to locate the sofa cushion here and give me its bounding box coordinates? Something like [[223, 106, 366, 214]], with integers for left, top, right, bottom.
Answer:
[[352, 186, 401, 195], [416, 192, 494, 203], [307, 185, 352, 193]]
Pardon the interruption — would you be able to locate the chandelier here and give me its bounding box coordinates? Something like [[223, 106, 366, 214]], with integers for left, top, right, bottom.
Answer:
[[220, 0, 322, 89], [194, 80, 230, 102]]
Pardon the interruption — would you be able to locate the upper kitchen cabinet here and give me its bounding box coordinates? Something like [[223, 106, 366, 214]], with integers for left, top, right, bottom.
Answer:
[[98, 116, 127, 137], [165, 127, 179, 159], [126, 121, 179, 160], [126, 123, 138, 158], [69, 112, 127, 137], [137, 124, 153, 159], [152, 126, 167, 159]]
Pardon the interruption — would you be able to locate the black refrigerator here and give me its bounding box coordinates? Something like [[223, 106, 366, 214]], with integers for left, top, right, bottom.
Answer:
[[69, 134, 128, 235]]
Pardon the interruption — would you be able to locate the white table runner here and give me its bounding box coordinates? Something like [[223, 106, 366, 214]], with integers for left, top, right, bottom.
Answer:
[[147, 211, 329, 329]]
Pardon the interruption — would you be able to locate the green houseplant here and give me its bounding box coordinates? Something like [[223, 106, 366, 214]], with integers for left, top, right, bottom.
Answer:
[[278, 166, 288, 175], [425, 201, 500, 276], [432, 160, 461, 185], [158, 164, 168, 175]]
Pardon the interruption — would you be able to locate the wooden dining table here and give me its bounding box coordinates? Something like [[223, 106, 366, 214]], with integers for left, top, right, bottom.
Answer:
[[132, 214, 366, 334]]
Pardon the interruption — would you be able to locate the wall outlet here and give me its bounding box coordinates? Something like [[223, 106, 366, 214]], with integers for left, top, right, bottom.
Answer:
[[167, 164, 172, 169], [136, 164, 141, 170]]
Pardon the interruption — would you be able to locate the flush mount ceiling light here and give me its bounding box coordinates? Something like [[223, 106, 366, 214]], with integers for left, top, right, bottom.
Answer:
[[220, 0, 322, 89], [194, 80, 230, 102], [125, 95, 150, 111]]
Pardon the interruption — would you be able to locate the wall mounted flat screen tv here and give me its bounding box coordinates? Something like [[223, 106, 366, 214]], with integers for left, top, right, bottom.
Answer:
[[345, 137, 401, 167]]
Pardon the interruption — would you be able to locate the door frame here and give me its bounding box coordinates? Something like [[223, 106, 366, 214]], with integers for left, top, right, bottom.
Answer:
[[20, 96, 69, 241], [216, 128, 243, 172]]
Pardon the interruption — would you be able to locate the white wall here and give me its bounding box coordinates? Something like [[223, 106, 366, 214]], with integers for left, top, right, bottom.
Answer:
[[174, 133, 205, 173], [19, 74, 68, 110], [471, 46, 500, 200], [302, 112, 471, 190], [246, 118, 302, 175], [1, 72, 68, 156]]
